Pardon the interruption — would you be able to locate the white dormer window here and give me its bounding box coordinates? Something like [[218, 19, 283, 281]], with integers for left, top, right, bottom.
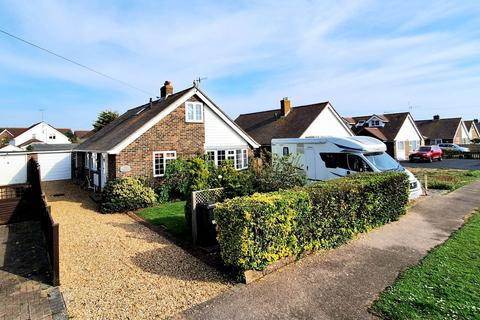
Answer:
[[371, 120, 381, 127], [186, 102, 203, 122]]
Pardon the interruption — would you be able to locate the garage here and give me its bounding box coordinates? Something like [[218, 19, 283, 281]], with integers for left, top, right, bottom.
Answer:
[[37, 152, 72, 181], [0, 153, 27, 185]]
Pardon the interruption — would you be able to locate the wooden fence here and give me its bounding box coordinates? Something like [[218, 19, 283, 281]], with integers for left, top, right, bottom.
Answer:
[[27, 159, 60, 286], [0, 159, 60, 285]]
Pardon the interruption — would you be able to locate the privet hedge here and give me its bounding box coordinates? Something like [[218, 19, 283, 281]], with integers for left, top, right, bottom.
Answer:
[[214, 172, 409, 273]]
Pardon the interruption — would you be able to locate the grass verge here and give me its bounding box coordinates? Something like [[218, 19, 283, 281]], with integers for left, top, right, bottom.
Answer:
[[371, 211, 480, 319], [137, 201, 187, 237], [409, 168, 480, 190]]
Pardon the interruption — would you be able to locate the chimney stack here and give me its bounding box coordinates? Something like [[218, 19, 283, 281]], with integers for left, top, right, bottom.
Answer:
[[280, 97, 291, 117], [160, 81, 173, 98], [433, 115, 440, 121], [474, 119, 479, 124]]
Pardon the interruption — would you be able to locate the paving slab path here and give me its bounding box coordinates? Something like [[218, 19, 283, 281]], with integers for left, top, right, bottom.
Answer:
[[179, 181, 480, 320]]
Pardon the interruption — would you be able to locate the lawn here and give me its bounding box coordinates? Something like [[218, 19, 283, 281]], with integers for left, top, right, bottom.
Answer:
[[137, 201, 187, 237], [409, 168, 480, 190], [371, 211, 480, 319]]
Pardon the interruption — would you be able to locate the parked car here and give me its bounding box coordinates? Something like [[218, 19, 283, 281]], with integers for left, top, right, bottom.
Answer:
[[438, 143, 470, 153], [409, 145, 443, 163]]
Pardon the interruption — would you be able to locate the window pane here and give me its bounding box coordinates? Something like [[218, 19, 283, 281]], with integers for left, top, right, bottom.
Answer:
[[236, 150, 242, 169], [242, 150, 248, 168], [195, 104, 202, 120], [207, 151, 215, 161], [217, 150, 226, 165], [187, 104, 194, 120]]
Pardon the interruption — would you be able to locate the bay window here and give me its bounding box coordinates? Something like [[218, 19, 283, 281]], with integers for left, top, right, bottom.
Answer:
[[206, 149, 248, 170]]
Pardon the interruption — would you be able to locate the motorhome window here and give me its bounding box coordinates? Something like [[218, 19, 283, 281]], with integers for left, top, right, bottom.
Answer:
[[364, 152, 400, 171], [347, 154, 371, 172], [320, 153, 348, 169], [283, 147, 289, 156]]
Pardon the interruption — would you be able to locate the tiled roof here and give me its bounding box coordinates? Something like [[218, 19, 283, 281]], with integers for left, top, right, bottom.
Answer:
[[235, 102, 330, 146], [415, 117, 462, 140], [349, 112, 411, 141], [76, 87, 192, 152]]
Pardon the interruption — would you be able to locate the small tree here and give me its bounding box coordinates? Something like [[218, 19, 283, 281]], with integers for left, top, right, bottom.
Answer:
[[93, 110, 119, 132], [0, 136, 9, 148], [64, 130, 78, 143]]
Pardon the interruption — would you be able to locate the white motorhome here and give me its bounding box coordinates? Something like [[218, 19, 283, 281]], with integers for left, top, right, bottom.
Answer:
[[272, 136, 422, 200]]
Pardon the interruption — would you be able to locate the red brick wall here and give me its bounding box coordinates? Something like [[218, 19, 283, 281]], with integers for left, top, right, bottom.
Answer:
[[116, 96, 205, 178]]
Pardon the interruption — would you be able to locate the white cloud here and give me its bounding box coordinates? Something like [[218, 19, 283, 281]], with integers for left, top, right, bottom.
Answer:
[[0, 0, 479, 129]]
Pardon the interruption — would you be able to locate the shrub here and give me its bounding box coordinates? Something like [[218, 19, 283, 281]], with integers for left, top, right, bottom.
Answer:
[[163, 159, 190, 200], [216, 160, 255, 198], [255, 153, 307, 192], [100, 177, 157, 213], [215, 191, 311, 271], [214, 172, 409, 274]]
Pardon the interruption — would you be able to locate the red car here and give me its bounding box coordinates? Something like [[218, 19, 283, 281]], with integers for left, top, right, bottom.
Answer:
[[409, 145, 443, 162]]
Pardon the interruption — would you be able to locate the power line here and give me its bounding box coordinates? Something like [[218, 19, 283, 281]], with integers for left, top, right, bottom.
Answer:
[[0, 28, 153, 96]]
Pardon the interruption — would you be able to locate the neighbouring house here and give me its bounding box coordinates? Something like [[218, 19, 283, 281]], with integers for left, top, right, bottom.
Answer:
[[343, 112, 424, 161], [464, 119, 480, 141], [0, 122, 72, 150], [415, 115, 470, 145], [74, 130, 94, 143], [73, 81, 260, 190], [234, 98, 354, 151]]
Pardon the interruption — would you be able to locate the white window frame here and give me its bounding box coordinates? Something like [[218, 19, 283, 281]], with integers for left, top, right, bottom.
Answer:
[[185, 102, 204, 123], [85, 153, 89, 169], [153, 151, 177, 177], [205, 149, 248, 170], [49, 133, 56, 139]]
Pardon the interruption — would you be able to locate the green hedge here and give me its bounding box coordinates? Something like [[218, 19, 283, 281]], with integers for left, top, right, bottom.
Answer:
[[214, 172, 409, 273]]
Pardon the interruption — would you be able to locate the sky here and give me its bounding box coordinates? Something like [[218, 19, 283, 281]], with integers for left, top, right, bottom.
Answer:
[[0, 0, 479, 130]]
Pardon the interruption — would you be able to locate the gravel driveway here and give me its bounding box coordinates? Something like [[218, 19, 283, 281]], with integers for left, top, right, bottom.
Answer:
[[43, 181, 231, 319]]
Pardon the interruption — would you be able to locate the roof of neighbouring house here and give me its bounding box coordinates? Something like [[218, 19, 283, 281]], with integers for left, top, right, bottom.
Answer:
[[74, 130, 94, 139], [234, 102, 332, 146], [348, 112, 411, 141], [0, 123, 72, 138], [415, 117, 462, 140], [0, 127, 29, 137], [18, 138, 43, 148]]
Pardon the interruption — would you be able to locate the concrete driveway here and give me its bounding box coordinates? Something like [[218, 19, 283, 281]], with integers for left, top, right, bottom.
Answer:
[[178, 181, 480, 320], [402, 158, 480, 170]]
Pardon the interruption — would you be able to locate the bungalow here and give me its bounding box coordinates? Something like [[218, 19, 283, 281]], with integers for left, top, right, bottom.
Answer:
[[0, 122, 72, 149], [415, 115, 470, 145], [73, 81, 259, 190], [235, 98, 354, 151], [464, 119, 479, 141], [344, 112, 424, 161]]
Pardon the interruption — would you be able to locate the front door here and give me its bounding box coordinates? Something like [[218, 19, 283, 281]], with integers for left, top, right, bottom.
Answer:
[[305, 147, 316, 180]]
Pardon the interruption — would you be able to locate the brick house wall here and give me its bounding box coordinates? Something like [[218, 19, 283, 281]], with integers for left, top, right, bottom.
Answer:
[[115, 95, 205, 179]]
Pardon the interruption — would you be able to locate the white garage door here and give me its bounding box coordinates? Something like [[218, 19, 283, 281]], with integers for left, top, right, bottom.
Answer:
[[0, 154, 27, 185], [38, 152, 71, 181]]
